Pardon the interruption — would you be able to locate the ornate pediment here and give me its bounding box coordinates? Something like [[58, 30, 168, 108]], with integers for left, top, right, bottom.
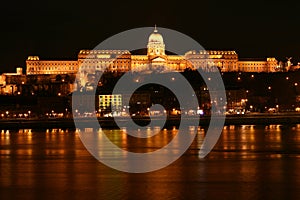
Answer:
[[151, 57, 166, 62]]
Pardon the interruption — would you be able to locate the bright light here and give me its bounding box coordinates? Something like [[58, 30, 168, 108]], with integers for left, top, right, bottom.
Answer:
[[295, 83, 298, 86], [197, 109, 204, 115], [268, 86, 271, 90]]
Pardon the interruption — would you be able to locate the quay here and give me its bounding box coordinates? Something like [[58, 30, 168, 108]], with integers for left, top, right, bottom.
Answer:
[[1, 113, 300, 129]]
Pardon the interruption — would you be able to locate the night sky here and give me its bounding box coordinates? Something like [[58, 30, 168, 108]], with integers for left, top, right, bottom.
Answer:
[[0, 0, 299, 73]]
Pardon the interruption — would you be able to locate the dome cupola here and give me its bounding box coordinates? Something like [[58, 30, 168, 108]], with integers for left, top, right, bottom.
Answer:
[[147, 26, 165, 56]]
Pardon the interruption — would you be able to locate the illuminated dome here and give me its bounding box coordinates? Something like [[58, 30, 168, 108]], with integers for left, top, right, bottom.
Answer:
[[147, 26, 165, 56], [148, 27, 164, 44]]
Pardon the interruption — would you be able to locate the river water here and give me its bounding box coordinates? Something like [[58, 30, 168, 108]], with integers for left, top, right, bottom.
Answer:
[[1, 124, 300, 199]]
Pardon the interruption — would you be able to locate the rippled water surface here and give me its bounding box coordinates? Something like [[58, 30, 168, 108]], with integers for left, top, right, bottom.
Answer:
[[1, 125, 300, 199]]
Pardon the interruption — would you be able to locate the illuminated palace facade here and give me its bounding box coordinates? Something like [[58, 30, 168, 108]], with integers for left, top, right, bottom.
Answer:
[[26, 27, 278, 75]]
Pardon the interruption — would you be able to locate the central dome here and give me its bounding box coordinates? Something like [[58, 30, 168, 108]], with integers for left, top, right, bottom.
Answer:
[[147, 26, 165, 56], [148, 27, 164, 44]]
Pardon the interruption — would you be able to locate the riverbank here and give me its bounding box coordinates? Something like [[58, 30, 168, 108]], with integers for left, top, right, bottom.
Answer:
[[1, 113, 300, 129]]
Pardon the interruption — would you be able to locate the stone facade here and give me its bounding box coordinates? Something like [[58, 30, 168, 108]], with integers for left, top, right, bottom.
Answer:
[[26, 27, 278, 75]]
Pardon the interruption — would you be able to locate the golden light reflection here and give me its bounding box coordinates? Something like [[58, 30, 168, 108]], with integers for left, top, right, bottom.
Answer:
[[0, 149, 11, 156], [45, 149, 65, 156], [17, 149, 33, 156], [1, 131, 10, 143], [27, 131, 32, 141], [269, 154, 282, 159], [84, 128, 93, 132]]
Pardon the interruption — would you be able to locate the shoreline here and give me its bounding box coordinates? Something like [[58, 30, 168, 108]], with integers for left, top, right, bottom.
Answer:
[[1, 113, 300, 129]]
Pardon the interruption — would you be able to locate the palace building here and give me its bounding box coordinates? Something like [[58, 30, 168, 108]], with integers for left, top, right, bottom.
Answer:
[[26, 27, 279, 75]]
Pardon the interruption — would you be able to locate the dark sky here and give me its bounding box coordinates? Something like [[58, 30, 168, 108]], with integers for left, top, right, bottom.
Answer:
[[0, 0, 299, 73]]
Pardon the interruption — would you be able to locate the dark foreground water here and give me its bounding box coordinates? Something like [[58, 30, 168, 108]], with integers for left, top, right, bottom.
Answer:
[[1, 125, 300, 199]]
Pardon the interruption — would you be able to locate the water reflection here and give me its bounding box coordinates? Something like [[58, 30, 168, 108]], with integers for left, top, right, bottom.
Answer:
[[1, 125, 300, 199]]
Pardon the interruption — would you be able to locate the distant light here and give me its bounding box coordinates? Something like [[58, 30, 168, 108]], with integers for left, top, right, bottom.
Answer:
[[295, 83, 298, 86], [286, 77, 289, 80], [58, 92, 61, 96], [251, 75, 254, 78], [197, 109, 204, 115], [237, 77, 241, 81], [208, 77, 211, 81], [268, 86, 271, 90]]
